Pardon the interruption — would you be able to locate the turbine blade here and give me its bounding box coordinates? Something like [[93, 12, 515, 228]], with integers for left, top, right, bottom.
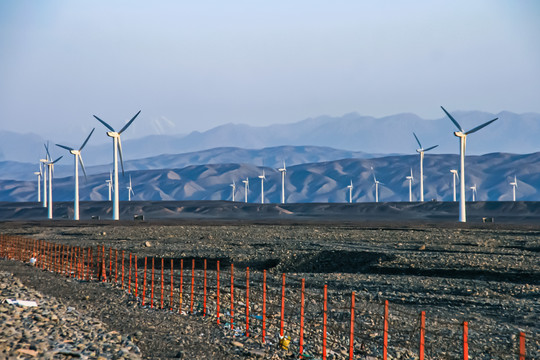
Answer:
[[52, 156, 63, 164], [424, 144, 439, 152], [93, 115, 115, 132], [413, 132, 422, 148], [56, 144, 74, 152], [440, 106, 463, 132], [117, 136, 125, 176], [119, 110, 141, 134], [79, 128, 95, 151], [465, 118, 498, 135], [78, 154, 87, 179], [44, 142, 51, 161]]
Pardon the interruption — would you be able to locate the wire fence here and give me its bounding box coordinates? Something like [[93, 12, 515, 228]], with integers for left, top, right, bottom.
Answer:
[[1, 234, 537, 360]]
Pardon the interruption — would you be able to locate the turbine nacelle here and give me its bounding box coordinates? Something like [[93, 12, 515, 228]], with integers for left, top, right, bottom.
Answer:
[[454, 131, 466, 138], [107, 131, 120, 138]]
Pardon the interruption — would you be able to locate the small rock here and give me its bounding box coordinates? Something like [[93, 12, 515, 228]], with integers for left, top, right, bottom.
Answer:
[[231, 341, 244, 348], [144, 241, 151, 247]]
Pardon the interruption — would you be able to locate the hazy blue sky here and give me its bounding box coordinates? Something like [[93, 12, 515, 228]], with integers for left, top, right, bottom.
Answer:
[[0, 0, 539, 142]]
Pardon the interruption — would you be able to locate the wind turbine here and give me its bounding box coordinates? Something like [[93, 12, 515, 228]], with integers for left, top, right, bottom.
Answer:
[[441, 106, 498, 222], [230, 181, 236, 202], [406, 168, 414, 202], [105, 171, 113, 201], [44, 144, 62, 220], [470, 184, 477, 201], [450, 169, 459, 202], [509, 176, 518, 202], [278, 162, 286, 204], [346, 180, 353, 203], [413, 132, 438, 202], [40, 146, 49, 208], [34, 166, 42, 203], [127, 175, 134, 201], [372, 167, 382, 203], [258, 170, 266, 204], [94, 111, 141, 220], [56, 129, 95, 221], [242, 178, 249, 203]]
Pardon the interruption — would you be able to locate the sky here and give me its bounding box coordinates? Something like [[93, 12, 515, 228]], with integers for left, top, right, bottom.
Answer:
[[0, 0, 539, 143]]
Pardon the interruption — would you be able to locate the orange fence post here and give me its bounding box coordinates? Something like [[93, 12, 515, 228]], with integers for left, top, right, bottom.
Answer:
[[128, 253, 132, 292], [160, 258, 164, 309], [115, 249, 118, 283], [142, 257, 147, 306], [519, 332, 525, 360], [323, 284, 327, 360], [246, 267, 250, 337], [463, 321, 468, 360], [134, 255, 138, 298], [170, 259, 174, 311], [383, 300, 389, 360], [102, 246, 107, 282], [121, 250, 125, 288], [179, 259, 183, 313], [203, 259, 207, 316], [190, 258, 195, 314], [299, 278, 305, 358], [230, 263, 234, 330], [151, 257, 155, 308], [419, 311, 425, 360], [109, 247, 112, 281], [280, 273, 286, 337], [216, 260, 220, 324], [349, 291, 355, 360], [262, 270, 267, 344]]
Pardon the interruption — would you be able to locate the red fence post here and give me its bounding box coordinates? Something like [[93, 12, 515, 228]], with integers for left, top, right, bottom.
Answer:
[[115, 249, 118, 283], [216, 260, 221, 324], [128, 253, 132, 292], [262, 270, 267, 344], [179, 259, 183, 313], [519, 332, 525, 360], [349, 291, 355, 360], [142, 257, 147, 306], [230, 263, 234, 330], [161, 257, 164, 309], [102, 246, 107, 282], [463, 321, 468, 360], [299, 278, 305, 358], [190, 259, 195, 314], [151, 257, 155, 308], [280, 273, 286, 338], [383, 300, 389, 360], [420, 311, 425, 360], [170, 259, 174, 311], [121, 250, 125, 288], [109, 247, 112, 281], [134, 255, 138, 299], [203, 259, 207, 316], [246, 267, 250, 337], [323, 284, 327, 360]]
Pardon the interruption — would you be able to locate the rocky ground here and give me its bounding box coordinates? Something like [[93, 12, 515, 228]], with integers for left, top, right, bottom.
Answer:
[[0, 220, 539, 359]]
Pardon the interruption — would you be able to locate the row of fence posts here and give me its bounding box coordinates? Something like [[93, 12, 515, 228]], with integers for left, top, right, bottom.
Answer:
[[0, 234, 530, 360]]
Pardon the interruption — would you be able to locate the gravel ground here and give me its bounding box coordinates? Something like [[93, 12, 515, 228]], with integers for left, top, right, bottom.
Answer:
[[1, 220, 539, 359]]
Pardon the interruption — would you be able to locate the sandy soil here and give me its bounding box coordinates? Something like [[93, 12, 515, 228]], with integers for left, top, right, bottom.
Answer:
[[1, 220, 539, 359]]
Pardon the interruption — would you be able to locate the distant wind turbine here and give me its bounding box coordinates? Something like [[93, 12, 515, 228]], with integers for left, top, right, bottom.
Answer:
[[242, 178, 249, 203], [441, 106, 498, 222], [230, 180, 236, 202], [34, 166, 42, 203], [56, 129, 95, 220], [372, 167, 382, 203], [127, 175, 134, 201], [278, 162, 286, 204], [258, 170, 266, 204], [470, 184, 477, 202], [40, 146, 49, 208], [94, 111, 141, 220], [450, 169, 459, 202], [44, 144, 62, 220], [509, 176, 518, 202], [406, 168, 414, 202], [413, 132, 438, 202], [346, 180, 353, 203], [106, 171, 113, 201]]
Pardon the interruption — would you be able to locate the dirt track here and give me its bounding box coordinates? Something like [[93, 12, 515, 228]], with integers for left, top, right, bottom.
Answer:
[[1, 221, 539, 359]]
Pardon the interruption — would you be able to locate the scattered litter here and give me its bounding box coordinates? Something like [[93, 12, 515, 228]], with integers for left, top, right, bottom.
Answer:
[[6, 299, 38, 307], [279, 335, 291, 350], [29, 257, 37, 265]]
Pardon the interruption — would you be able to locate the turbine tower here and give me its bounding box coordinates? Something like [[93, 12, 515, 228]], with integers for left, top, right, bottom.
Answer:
[[34, 167, 42, 202], [346, 180, 353, 203], [56, 129, 95, 221], [470, 184, 477, 201], [40, 146, 49, 208], [94, 111, 141, 220], [372, 168, 382, 203], [441, 106, 498, 222], [230, 180, 236, 202], [258, 170, 266, 204], [406, 168, 414, 202], [127, 175, 134, 201], [278, 162, 286, 204], [510, 176, 518, 202], [450, 169, 459, 202], [242, 178, 249, 203], [106, 171, 113, 201], [44, 144, 62, 220], [413, 132, 438, 202]]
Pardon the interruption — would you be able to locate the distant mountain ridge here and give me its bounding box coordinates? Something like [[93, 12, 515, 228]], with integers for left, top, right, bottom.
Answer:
[[1, 110, 539, 165]]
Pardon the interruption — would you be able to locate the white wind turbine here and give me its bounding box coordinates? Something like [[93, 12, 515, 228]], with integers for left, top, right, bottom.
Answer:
[[105, 171, 113, 201], [278, 162, 286, 204], [34, 166, 42, 203], [346, 180, 353, 203], [94, 111, 141, 220], [372, 167, 382, 203], [470, 184, 477, 201], [40, 146, 49, 208], [127, 175, 134, 201], [258, 170, 266, 204], [56, 129, 95, 221], [242, 178, 249, 203], [44, 144, 63, 220], [230, 180, 236, 202], [413, 132, 438, 202], [406, 168, 414, 202], [441, 106, 498, 222], [509, 176, 518, 202], [450, 169, 459, 202]]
